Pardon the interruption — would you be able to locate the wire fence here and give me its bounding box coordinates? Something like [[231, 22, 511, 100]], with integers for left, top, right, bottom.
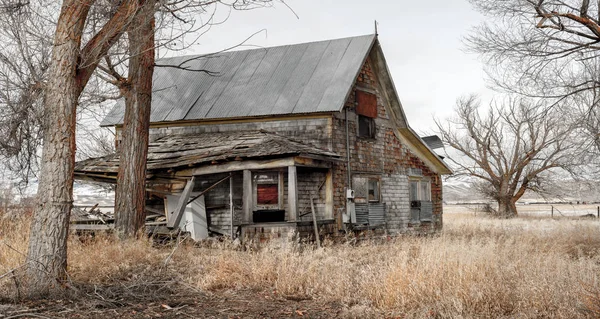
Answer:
[[446, 203, 600, 218]]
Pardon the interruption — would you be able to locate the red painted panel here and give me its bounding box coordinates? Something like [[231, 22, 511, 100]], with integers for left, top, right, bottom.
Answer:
[[257, 184, 278, 204]]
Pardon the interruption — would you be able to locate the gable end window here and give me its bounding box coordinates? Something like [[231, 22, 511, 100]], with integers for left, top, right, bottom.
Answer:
[[356, 90, 377, 139]]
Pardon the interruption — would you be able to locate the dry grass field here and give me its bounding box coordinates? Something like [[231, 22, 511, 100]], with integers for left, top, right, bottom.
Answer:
[[1, 207, 600, 318]]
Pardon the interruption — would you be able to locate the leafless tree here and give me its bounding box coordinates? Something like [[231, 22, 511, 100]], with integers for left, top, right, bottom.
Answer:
[[0, 0, 280, 297], [0, 1, 54, 188], [24, 0, 144, 298], [436, 96, 584, 217], [467, 0, 600, 152]]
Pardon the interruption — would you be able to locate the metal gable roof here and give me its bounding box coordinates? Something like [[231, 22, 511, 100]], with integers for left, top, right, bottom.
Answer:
[[101, 34, 376, 126]]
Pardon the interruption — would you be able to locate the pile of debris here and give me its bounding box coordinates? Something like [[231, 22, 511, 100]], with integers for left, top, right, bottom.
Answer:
[[70, 204, 178, 237]]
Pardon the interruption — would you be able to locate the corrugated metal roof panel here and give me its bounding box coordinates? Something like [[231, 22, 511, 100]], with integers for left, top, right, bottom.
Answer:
[[421, 135, 444, 149], [208, 48, 268, 119], [316, 35, 375, 112], [223, 45, 290, 118], [161, 55, 212, 121], [292, 37, 351, 114], [268, 40, 327, 115], [185, 50, 250, 119], [245, 41, 312, 117], [101, 34, 376, 126]]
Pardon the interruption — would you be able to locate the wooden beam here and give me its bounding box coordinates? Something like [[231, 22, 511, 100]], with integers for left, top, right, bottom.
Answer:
[[167, 176, 196, 228], [187, 175, 231, 205], [288, 166, 298, 221], [242, 170, 253, 223], [325, 170, 334, 219], [71, 224, 113, 231], [310, 197, 321, 248], [180, 158, 296, 176], [230, 173, 234, 238], [294, 156, 334, 168]]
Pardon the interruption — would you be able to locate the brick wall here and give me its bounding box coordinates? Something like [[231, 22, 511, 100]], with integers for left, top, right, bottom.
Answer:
[[330, 57, 444, 232]]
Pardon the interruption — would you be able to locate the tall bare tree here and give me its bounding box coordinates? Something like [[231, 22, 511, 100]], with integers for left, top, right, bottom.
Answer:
[[114, 0, 155, 238], [0, 0, 280, 296], [25, 0, 142, 297], [437, 96, 583, 217], [467, 0, 600, 152]]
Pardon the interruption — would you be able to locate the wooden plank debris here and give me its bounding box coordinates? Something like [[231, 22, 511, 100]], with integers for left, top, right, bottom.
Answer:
[[167, 176, 196, 228]]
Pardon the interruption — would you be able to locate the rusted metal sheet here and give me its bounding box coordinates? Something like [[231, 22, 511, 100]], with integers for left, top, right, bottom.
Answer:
[[356, 90, 377, 118], [100, 34, 377, 126]]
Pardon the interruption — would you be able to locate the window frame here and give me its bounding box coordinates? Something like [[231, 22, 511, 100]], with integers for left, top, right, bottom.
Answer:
[[352, 174, 381, 204], [358, 115, 376, 139], [355, 89, 377, 140], [409, 177, 431, 202], [368, 177, 381, 203]]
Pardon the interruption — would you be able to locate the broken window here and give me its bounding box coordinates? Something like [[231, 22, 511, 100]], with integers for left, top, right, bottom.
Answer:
[[356, 90, 377, 139], [358, 115, 376, 138], [409, 179, 430, 201], [368, 178, 380, 202], [352, 175, 385, 226], [409, 178, 432, 223]]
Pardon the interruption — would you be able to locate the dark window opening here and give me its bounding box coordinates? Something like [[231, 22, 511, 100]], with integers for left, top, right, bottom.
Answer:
[[368, 178, 380, 202], [358, 115, 376, 138]]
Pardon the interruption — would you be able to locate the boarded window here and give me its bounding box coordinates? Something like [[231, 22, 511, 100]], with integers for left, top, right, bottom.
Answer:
[[356, 90, 377, 118], [257, 184, 278, 205], [409, 181, 419, 201], [253, 171, 281, 209]]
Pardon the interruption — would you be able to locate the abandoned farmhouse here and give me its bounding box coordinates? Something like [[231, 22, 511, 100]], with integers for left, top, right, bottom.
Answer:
[[74, 34, 452, 241]]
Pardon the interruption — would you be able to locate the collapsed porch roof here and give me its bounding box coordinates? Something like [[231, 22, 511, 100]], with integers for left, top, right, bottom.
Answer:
[[74, 130, 342, 183]]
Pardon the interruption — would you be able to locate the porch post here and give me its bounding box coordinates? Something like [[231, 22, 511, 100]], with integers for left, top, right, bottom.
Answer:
[[243, 170, 252, 223], [288, 166, 298, 221], [325, 169, 333, 219]]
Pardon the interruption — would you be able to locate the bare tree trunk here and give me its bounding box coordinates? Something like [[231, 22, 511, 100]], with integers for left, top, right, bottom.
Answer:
[[24, 0, 142, 298], [114, 0, 155, 239], [496, 196, 518, 218], [24, 0, 92, 297]]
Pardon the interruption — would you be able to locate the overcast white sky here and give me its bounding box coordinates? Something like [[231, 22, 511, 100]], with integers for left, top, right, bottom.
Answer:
[[168, 0, 491, 135]]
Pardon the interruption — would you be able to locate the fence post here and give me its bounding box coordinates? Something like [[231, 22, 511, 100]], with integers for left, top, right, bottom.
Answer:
[[551, 205, 554, 218], [597, 206, 599, 219]]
